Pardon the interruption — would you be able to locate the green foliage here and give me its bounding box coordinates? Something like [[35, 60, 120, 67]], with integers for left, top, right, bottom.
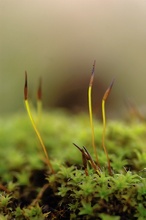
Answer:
[[79, 201, 94, 216], [14, 205, 49, 220], [46, 164, 146, 219], [23, 205, 46, 219], [0, 193, 12, 208], [99, 214, 120, 220], [112, 171, 141, 190], [0, 112, 146, 219], [136, 203, 146, 219]]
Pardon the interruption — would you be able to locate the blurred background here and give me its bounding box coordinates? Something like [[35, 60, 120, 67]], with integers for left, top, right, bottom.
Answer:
[[1, 0, 146, 118]]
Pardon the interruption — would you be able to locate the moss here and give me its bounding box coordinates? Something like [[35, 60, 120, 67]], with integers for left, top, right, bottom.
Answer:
[[0, 111, 146, 219]]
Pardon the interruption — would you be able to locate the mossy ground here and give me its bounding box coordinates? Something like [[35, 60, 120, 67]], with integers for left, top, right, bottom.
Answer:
[[0, 110, 146, 219]]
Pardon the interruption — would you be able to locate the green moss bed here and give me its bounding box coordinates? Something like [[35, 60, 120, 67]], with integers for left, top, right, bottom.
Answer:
[[0, 111, 146, 219]]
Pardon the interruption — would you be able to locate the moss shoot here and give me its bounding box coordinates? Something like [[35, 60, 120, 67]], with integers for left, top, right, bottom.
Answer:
[[0, 111, 146, 219]]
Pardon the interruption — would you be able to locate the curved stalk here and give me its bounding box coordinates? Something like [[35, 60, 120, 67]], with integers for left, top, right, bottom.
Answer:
[[24, 72, 54, 173], [102, 79, 114, 175], [88, 60, 100, 168]]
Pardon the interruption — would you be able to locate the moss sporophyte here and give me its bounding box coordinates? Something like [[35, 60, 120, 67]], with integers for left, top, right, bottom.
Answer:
[[0, 62, 146, 219]]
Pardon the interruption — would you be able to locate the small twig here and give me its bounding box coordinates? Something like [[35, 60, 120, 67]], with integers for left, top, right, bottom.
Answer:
[[0, 184, 9, 193], [73, 143, 100, 176], [30, 183, 49, 206]]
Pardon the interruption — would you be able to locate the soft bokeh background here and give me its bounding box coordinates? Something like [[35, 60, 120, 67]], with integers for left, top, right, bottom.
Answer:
[[1, 0, 146, 117]]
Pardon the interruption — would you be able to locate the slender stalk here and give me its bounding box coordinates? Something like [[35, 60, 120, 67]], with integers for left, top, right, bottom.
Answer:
[[30, 183, 49, 206], [102, 79, 114, 175], [37, 77, 42, 124], [24, 72, 54, 173], [88, 60, 100, 167]]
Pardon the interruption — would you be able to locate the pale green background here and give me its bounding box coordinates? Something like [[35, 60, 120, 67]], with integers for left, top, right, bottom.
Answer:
[[1, 0, 146, 117]]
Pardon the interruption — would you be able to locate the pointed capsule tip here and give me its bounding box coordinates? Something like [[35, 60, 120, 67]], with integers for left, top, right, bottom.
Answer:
[[24, 71, 28, 100], [89, 60, 96, 86], [73, 143, 82, 152], [103, 78, 115, 101], [109, 78, 115, 89], [37, 77, 42, 100], [91, 60, 96, 75]]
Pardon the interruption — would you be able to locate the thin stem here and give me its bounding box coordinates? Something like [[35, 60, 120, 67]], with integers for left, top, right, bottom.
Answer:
[[88, 60, 100, 167], [24, 72, 54, 173], [102, 79, 114, 175], [30, 183, 49, 206], [37, 77, 42, 124]]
